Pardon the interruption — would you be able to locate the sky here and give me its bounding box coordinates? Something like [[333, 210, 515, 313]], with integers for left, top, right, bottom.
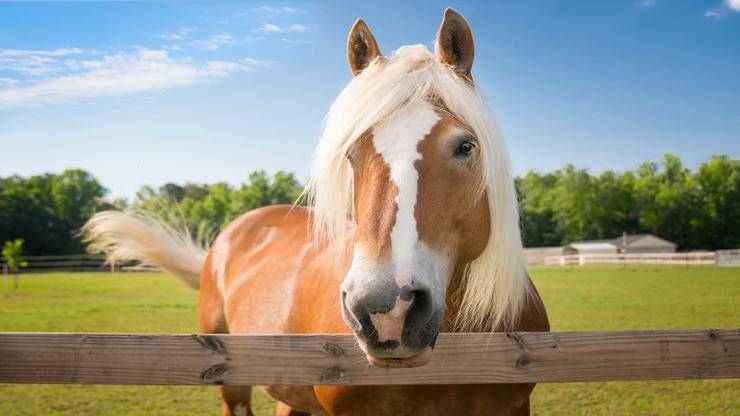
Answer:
[[0, 0, 738, 200]]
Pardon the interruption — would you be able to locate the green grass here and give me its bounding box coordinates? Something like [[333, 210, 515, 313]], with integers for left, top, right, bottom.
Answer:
[[0, 266, 738, 415]]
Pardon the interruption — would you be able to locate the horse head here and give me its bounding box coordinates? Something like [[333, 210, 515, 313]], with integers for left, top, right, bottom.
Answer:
[[307, 8, 529, 368]]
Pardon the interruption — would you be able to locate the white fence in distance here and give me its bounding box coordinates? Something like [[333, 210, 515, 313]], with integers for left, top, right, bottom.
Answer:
[[717, 249, 740, 268], [0, 255, 146, 273], [544, 251, 721, 266], [2, 251, 739, 272]]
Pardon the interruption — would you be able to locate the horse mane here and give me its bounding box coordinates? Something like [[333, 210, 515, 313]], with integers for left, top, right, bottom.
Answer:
[[304, 44, 529, 332]]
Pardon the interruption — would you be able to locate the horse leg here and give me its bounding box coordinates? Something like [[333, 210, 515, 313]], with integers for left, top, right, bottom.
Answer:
[[220, 386, 255, 416], [276, 401, 311, 416], [515, 397, 530, 416], [199, 265, 255, 416]]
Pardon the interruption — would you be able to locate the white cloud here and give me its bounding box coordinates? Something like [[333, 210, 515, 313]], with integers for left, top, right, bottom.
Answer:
[[0, 48, 88, 57], [637, 0, 656, 7], [0, 61, 59, 76], [192, 33, 235, 50], [162, 44, 185, 52], [160, 27, 198, 40], [705, 0, 740, 19], [705, 9, 722, 18], [0, 77, 19, 87], [248, 6, 306, 15], [253, 23, 310, 34], [286, 24, 309, 33], [254, 23, 282, 33], [0, 47, 272, 109]]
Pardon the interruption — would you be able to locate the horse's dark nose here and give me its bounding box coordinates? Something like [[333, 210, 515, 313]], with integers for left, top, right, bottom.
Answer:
[[342, 282, 435, 351]]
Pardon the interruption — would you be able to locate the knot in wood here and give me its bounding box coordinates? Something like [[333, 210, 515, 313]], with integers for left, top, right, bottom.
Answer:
[[506, 331, 528, 351], [201, 363, 229, 384], [322, 342, 345, 357], [194, 335, 227, 354], [515, 354, 531, 368], [319, 366, 345, 383]]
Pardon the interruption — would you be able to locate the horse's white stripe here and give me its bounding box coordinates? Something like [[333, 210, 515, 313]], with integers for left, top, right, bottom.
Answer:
[[372, 99, 439, 287]]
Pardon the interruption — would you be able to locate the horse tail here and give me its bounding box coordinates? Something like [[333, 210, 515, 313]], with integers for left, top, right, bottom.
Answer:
[[82, 211, 205, 289]]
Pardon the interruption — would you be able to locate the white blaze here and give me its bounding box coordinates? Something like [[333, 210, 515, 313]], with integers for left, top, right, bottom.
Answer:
[[372, 99, 439, 287]]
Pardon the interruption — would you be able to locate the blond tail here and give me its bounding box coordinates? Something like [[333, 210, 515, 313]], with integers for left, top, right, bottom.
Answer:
[[82, 211, 205, 289]]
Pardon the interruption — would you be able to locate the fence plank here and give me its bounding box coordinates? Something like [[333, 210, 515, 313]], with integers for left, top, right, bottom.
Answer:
[[0, 329, 738, 385]]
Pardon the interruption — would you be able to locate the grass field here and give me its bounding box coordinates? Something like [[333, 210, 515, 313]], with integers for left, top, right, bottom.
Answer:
[[0, 266, 738, 415]]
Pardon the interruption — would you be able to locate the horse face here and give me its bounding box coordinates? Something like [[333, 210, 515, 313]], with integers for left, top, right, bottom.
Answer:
[[338, 9, 484, 368], [340, 99, 489, 367]]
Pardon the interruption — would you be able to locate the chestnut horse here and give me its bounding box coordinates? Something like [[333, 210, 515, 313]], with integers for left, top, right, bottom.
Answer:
[[85, 8, 548, 416]]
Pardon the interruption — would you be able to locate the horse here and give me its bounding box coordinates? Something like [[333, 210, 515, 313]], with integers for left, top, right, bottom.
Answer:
[[84, 8, 549, 416]]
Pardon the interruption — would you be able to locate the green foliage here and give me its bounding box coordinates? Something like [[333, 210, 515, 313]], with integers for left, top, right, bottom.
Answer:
[[517, 154, 739, 250], [133, 170, 303, 240], [1, 239, 27, 273], [1, 155, 736, 255], [0, 169, 110, 255]]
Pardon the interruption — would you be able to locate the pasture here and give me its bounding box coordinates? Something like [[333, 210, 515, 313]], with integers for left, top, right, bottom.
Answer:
[[0, 266, 738, 415]]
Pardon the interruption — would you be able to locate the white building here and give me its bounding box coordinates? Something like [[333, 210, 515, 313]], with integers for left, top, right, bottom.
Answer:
[[563, 234, 677, 255], [524, 233, 678, 265], [563, 241, 618, 255]]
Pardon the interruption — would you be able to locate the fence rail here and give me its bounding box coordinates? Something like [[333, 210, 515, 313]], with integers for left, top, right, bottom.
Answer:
[[717, 249, 740, 268], [1, 329, 738, 385], [0, 255, 143, 273], [544, 252, 719, 266]]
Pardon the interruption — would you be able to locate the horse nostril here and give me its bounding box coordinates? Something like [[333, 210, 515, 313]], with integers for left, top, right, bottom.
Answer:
[[341, 291, 362, 329], [399, 286, 415, 302], [404, 287, 434, 329]]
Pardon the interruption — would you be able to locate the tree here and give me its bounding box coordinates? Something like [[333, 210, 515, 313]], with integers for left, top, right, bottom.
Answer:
[[131, 170, 304, 244], [517, 153, 739, 250], [159, 183, 186, 203], [691, 155, 740, 249], [2, 239, 27, 289], [0, 169, 108, 255]]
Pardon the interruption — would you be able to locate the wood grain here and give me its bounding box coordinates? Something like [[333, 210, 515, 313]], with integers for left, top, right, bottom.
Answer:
[[1, 329, 738, 385]]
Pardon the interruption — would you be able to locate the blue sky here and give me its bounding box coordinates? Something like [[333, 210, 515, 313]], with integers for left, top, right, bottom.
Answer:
[[0, 1, 738, 199]]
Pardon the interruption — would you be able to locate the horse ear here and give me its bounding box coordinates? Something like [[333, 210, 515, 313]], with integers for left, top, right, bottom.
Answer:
[[437, 8, 475, 80], [347, 18, 381, 76]]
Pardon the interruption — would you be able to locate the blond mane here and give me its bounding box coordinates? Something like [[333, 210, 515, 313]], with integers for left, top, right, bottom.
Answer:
[[304, 44, 529, 332]]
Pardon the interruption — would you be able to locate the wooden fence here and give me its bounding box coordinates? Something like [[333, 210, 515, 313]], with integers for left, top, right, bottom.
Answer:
[[1, 329, 738, 385]]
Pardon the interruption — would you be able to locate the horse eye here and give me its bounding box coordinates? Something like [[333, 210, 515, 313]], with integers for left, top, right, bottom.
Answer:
[[455, 140, 476, 158]]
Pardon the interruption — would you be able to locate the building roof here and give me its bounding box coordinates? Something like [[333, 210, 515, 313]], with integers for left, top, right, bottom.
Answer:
[[567, 234, 676, 249], [610, 234, 676, 248], [570, 239, 613, 245]]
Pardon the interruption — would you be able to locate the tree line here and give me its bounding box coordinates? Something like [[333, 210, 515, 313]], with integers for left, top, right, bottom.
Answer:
[[517, 154, 738, 250], [0, 170, 302, 256], [0, 154, 736, 256]]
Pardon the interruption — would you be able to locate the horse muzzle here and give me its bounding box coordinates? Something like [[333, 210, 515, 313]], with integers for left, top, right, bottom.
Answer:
[[341, 279, 444, 368]]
